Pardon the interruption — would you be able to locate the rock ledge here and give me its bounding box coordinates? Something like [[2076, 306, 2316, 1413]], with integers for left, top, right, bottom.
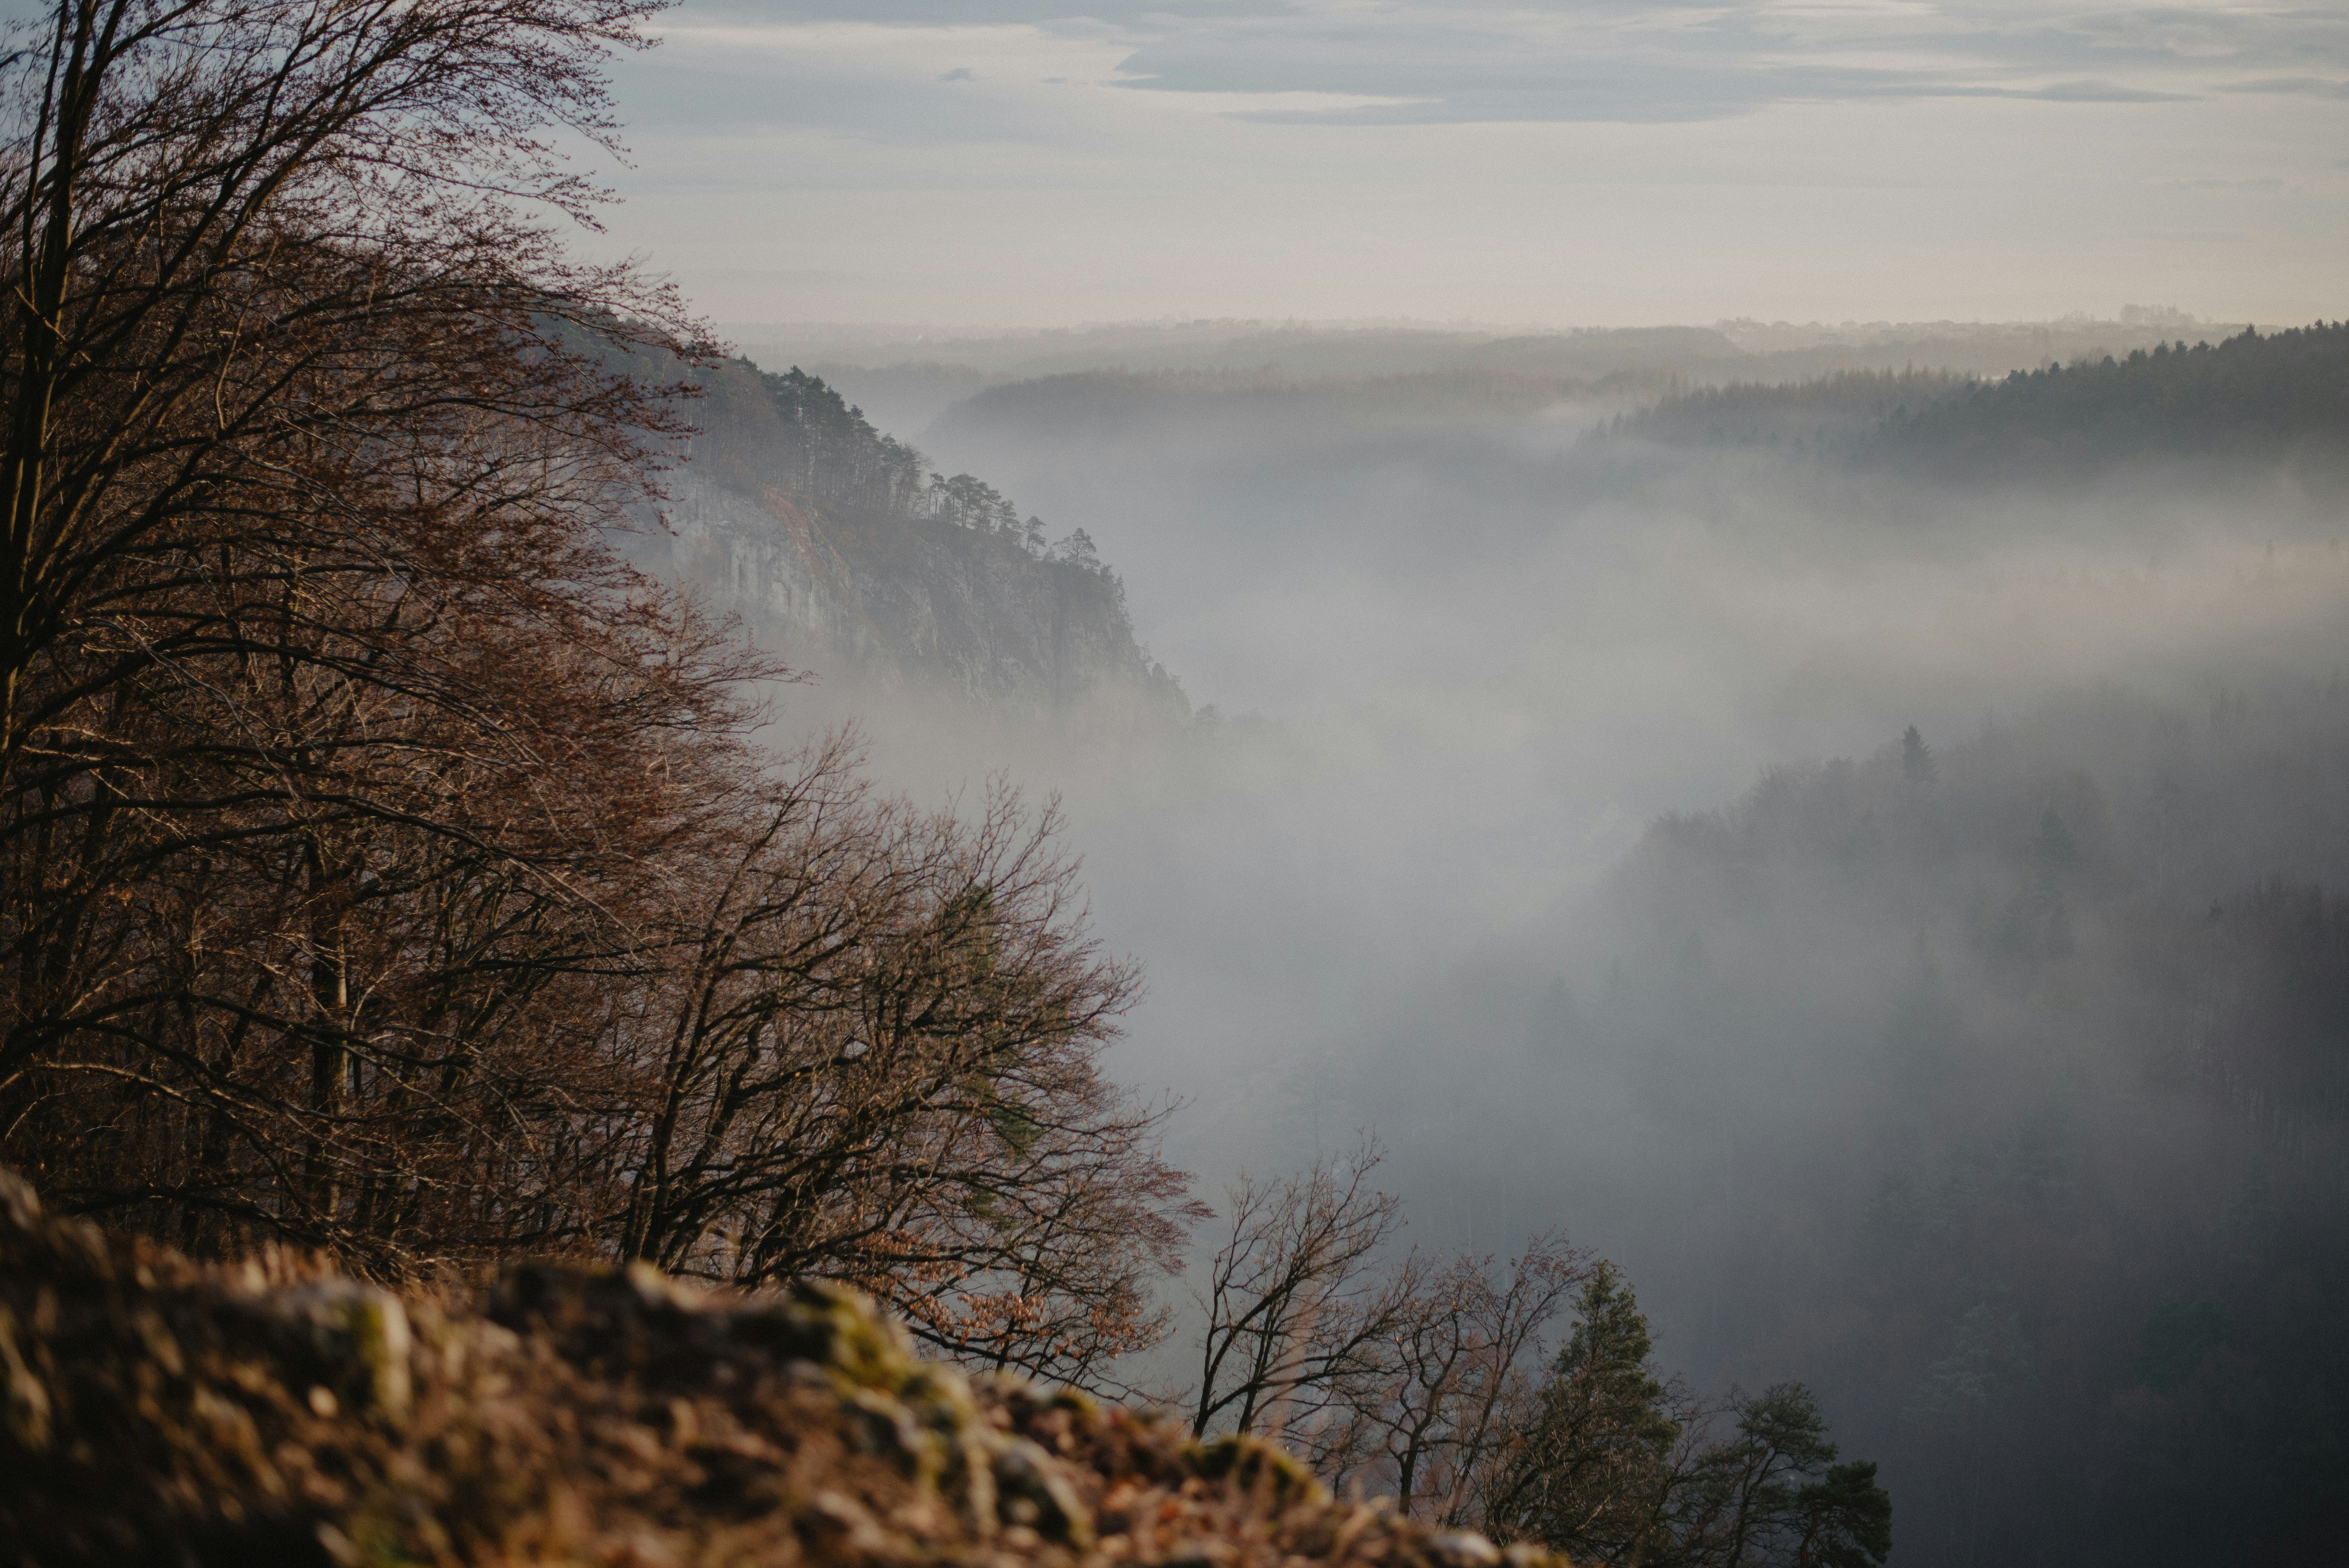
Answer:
[[0, 1169, 1558, 1568]]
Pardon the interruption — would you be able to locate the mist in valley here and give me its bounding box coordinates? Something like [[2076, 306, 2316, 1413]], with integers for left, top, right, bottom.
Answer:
[[705, 323, 2349, 1565]]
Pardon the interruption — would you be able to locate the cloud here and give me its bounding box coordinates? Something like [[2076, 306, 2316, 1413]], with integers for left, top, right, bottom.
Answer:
[[612, 21, 1140, 146], [593, 1, 2349, 328], [2146, 175, 2285, 192], [1090, 3, 2313, 125], [1985, 80, 2195, 103], [1137, 59, 2198, 127], [643, 3, 2347, 130], [2217, 76, 2349, 99], [686, 0, 1277, 21]]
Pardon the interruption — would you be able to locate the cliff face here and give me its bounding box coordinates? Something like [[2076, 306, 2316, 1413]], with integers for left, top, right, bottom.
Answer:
[[635, 467, 1188, 724], [629, 358, 1187, 727]]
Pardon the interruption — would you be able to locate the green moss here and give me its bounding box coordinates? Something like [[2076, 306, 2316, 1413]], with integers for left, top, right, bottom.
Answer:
[[1191, 1434, 1331, 1507], [271, 1281, 413, 1424], [731, 1281, 921, 1397]]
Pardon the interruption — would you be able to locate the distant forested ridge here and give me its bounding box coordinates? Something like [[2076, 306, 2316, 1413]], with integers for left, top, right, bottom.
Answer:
[[1613, 321, 2349, 480], [741, 315, 2235, 436], [1606, 369, 1972, 451], [623, 346, 1189, 721], [929, 365, 1666, 451], [1871, 321, 2349, 476]]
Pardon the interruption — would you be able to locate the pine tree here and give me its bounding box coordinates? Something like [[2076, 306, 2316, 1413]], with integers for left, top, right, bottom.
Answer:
[[1793, 1462, 1893, 1568], [1678, 1387, 1890, 1568], [1901, 726, 1937, 785], [1484, 1264, 1685, 1564]]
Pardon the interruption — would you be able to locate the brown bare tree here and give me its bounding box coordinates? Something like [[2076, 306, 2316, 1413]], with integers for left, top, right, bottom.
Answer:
[[1322, 1235, 1590, 1522], [0, 0, 720, 1258], [1187, 1137, 1419, 1446], [602, 764, 1203, 1386]]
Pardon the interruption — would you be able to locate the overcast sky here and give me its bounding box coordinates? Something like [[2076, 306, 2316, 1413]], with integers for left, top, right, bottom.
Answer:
[[588, 1, 2347, 328]]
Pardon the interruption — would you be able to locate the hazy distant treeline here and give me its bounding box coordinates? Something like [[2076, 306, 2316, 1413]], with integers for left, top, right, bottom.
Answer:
[[931, 366, 1668, 452], [734, 314, 2245, 440], [1615, 323, 2349, 479], [1870, 322, 2349, 477], [1605, 370, 1972, 451]]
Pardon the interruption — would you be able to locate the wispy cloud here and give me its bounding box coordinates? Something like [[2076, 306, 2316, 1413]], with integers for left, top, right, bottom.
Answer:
[[593, 2, 2349, 324], [2147, 175, 2286, 191], [685, 3, 2344, 125], [2217, 75, 2349, 99], [1092, 3, 2338, 125]]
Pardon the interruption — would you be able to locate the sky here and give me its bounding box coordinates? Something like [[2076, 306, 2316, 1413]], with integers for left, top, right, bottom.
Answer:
[[583, 1, 2349, 329]]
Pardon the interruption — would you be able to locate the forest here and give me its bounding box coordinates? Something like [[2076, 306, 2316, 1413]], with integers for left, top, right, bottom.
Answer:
[[1485, 685, 2349, 1564], [1868, 322, 2349, 474]]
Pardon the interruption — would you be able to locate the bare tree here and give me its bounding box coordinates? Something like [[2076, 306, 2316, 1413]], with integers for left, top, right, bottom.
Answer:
[[1324, 1235, 1590, 1523], [603, 767, 1205, 1388], [1188, 1137, 1418, 1447], [0, 0, 698, 732], [0, 0, 720, 1261]]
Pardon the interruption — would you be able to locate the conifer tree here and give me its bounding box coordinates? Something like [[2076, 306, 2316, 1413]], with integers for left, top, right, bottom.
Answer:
[[1483, 1263, 1687, 1564], [1901, 726, 1936, 785]]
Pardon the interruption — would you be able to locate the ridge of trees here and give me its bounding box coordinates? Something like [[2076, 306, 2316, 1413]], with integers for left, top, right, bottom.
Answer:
[[1606, 369, 1971, 451], [1563, 686, 2349, 1564], [1868, 321, 2349, 475], [1605, 322, 2349, 477], [929, 366, 1681, 453]]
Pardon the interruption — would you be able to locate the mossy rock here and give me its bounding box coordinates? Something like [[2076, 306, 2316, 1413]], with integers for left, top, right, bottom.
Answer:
[[1, 1164, 1586, 1568], [1190, 1433, 1331, 1506], [729, 1279, 924, 1396], [251, 1280, 413, 1424]]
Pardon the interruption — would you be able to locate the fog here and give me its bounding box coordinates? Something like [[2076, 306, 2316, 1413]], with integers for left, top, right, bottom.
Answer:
[[721, 330, 2349, 1565]]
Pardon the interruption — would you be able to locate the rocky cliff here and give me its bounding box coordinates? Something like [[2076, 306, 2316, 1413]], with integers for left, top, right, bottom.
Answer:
[[629, 358, 1188, 727], [0, 1167, 1549, 1568]]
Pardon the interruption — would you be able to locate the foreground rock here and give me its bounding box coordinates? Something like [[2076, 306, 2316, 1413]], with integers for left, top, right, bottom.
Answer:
[[0, 1171, 1554, 1568]]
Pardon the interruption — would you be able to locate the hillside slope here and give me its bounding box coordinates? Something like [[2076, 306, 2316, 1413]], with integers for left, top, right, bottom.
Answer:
[[631, 354, 1189, 724], [1606, 369, 1971, 450], [1391, 679, 2349, 1568]]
